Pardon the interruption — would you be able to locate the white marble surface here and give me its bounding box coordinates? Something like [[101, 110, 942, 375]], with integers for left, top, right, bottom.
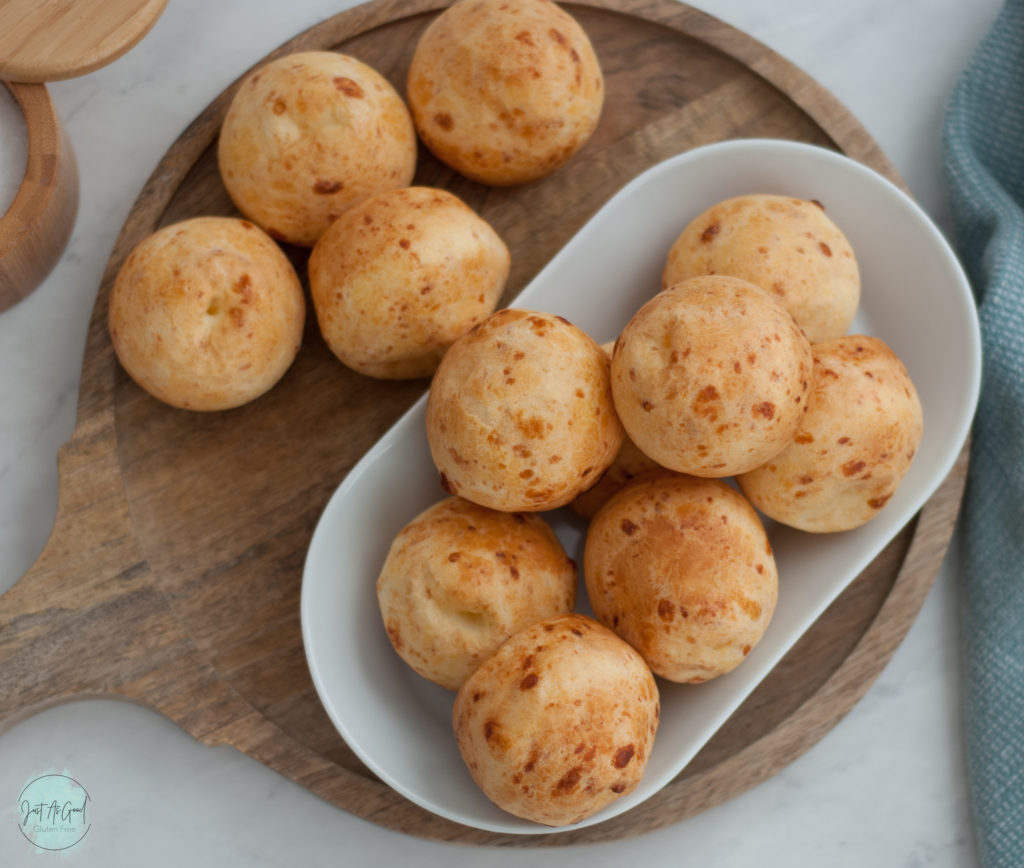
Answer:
[[0, 0, 999, 864]]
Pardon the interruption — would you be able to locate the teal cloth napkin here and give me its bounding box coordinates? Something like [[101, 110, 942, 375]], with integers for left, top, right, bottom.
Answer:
[[943, 1, 1024, 865]]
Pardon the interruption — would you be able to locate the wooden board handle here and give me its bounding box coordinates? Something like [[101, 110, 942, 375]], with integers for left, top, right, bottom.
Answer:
[[0, 422, 253, 740]]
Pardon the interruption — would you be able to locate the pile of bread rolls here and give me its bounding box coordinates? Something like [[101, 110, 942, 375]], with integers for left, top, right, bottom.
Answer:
[[103, 0, 924, 829], [109, 0, 603, 410], [378, 188, 923, 827]]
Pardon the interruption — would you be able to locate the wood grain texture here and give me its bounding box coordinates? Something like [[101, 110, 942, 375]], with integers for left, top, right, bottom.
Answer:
[[0, 0, 968, 845], [0, 81, 78, 311], [0, 0, 169, 83]]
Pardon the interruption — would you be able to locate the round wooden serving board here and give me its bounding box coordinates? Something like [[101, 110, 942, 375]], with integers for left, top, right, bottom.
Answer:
[[0, 0, 968, 846]]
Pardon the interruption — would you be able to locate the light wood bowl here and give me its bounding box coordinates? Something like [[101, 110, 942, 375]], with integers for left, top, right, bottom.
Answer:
[[0, 80, 78, 312]]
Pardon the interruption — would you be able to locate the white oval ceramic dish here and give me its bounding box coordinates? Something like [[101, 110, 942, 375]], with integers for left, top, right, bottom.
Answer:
[[301, 139, 981, 834]]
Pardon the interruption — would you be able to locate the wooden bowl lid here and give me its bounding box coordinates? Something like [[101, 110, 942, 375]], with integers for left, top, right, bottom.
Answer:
[[0, 0, 169, 83]]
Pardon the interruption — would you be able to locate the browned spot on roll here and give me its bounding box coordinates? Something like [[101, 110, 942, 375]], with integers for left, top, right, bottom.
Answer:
[[233, 274, 253, 304], [520, 672, 539, 690], [527, 315, 550, 335], [701, 223, 720, 242], [612, 744, 635, 769], [740, 599, 762, 619], [753, 401, 775, 419], [434, 112, 454, 131], [313, 179, 343, 194], [794, 432, 814, 444], [332, 76, 364, 97], [657, 599, 674, 621], [554, 767, 581, 793], [620, 519, 639, 536], [868, 494, 893, 509], [523, 748, 540, 773], [448, 552, 460, 562], [842, 460, 867, 477], [518, 415, 547, 438], [386, 623, 402, 649], [819, 241, 833, 257]]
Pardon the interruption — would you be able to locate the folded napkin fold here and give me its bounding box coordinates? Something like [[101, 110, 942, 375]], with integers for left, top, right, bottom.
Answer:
[[943, 1, 1024, 866]]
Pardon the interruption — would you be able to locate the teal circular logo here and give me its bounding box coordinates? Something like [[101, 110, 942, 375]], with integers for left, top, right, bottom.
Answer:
[[17, 774, 91, 851]]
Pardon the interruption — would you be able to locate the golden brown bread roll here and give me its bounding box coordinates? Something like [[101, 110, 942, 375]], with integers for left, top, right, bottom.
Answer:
[[407, 0, 604, 185], [308, 187, 510, 379], [453, 613, 659, 826], [610, 276, 813, 477], [736, 335, 923, 532], [662, 194, 860, 343], [584, 471, 778, 683], [376, 497, 577, 690], [426, 309, 624, 511], [218, 51, 417, 247], [108, 217, 305, 411]]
